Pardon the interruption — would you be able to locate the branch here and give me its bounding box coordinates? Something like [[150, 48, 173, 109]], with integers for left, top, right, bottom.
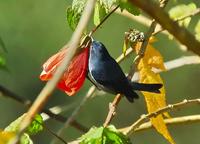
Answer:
[[116, 7, 200, 38], [52, 26, 136, 141], [0, 84, 88, 133], [131, 55, 200, 81], [103, 94, 122, 127], [103, 0, 169, 128], [89, 5, 120, 35], [153, 8, 200, 35], [8, 0, 96, 143], [129, 0, 200, 56], [156, 55, 200, 73], [103, 36, 147, 127], [119, 114, 200, 133], [123, 98, 200, 136], [103, 19, 154, 127], [60, 34, 135, 132], [68, 111, 200, 144]]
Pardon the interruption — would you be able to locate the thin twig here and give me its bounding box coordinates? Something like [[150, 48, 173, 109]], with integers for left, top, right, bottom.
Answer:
[[50, 86, 96, 144], [0, 85, 31, 106], [124, 98, 200, 135], [89, 5, 120, 36], [44, 125, 68, 144], [33, 118, 68, 144], [103, 94, 122, 127], [68, 114, 200, 144], [103, 0, 169, 128], [116, 7, 200, 37], [153, 8, 200, 35], [119, 114, 200, 133], [50, 5, 122, 142], [52, 29, 135, 143], [129, 0, 200, 56], [8, 0, 96, 143], [60, 36, 135, 133], [156, 55, 200, 73], [176, 8, 200, 21], [132, 0, 168, 72], [59, 38, 134, 132], [0, 84, 88, 133]]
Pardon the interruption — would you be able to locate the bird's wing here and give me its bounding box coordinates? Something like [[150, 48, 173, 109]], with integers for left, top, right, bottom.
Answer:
[[91, 58, 127, 89]]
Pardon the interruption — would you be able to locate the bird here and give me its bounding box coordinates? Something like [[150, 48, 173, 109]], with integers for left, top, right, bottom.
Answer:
[[87, 40, 162, 103]]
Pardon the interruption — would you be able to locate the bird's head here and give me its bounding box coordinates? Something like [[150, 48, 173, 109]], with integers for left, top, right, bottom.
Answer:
[[90, 40, 110, 59]]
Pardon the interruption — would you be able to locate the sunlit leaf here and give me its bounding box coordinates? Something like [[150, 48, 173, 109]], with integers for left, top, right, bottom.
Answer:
[[66, 6, 81, 30], [80, 125, 131, 144], [135, 40, 175, 144], [119, 0, 140, 16], [94, 1, 107, 26], [99, 0, 118, 13], [0, 130, 15, 144], [195, 20, 200, 41], [66, 0, 87, 30], [122, 39, 128, 56], [5, 113, 43, 135], [4, 114, 42, 143], [27, 114, 43, 135], [20, 133, 33, 144], [169, 3, 196, 27]]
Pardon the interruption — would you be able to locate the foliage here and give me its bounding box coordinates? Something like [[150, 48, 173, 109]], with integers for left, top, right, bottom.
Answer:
[[169, 3, 197, 28], [0, 0, 200, 144], [0, 36, 7, 71], [0, 36, 6, 52], [0, 56, 6, 70], [2, 114, 43, 144], [0, 131, 15, 144], [79, 125, 131, 144], [135, 38, 175, 144], [195, 20, 200, 41], [67, 0, 140, 29]]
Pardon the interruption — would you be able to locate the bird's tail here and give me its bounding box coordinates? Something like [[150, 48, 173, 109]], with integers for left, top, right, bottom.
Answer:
[[124, 90, 139, 103], [131, 82, 163, 93]]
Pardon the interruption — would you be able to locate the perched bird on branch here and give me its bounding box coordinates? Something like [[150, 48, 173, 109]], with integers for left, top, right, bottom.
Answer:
[[88, 40, 162, 102]]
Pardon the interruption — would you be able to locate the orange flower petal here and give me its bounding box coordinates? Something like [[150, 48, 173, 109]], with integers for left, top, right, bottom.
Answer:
[[40, 47, 89, 96]]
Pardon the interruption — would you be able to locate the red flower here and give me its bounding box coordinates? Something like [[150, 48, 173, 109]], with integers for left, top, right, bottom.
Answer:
[[40, 47, 89, 96]]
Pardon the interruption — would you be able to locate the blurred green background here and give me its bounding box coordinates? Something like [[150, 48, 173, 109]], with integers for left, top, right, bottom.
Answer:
[[0, 0, 200, 143]]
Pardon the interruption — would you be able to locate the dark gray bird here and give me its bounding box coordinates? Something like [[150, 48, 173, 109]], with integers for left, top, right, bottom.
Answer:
[[87, 40, 162, 102]]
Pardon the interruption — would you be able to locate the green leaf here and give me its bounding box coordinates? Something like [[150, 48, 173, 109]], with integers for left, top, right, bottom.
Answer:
[[94, 1, 107, 26], [4, 114, 43, 144], [80, 125, 132, 144], [66, 0, 87, 30], [99, 0, 118, 13], [5, 113, 43, 135], [195, 20, 200, 41], [0, 36, 7, 53], [119, 0, 140, 16], [27, 114, 43, 135], [0, 56, 6, 69], [20, 133, 33, 144], [169, 3, 197, 27], [103, 125, 131, 144], [122, 39, 128, 56], [72, 0, 87, 12], [80, 127, 104, 144], [66, 6, 81, 30]]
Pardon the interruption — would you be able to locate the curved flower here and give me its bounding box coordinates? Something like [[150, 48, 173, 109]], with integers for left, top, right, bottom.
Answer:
[[40, 47, 89, 96]]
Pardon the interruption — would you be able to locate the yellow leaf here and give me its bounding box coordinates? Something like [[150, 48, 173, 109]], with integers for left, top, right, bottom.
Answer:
[[0, 130, 15, 144], [136, 41, 175, 144]]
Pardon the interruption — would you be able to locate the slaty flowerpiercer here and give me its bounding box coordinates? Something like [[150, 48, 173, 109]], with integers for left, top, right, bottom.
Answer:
[[88, 40, 162, 102]]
